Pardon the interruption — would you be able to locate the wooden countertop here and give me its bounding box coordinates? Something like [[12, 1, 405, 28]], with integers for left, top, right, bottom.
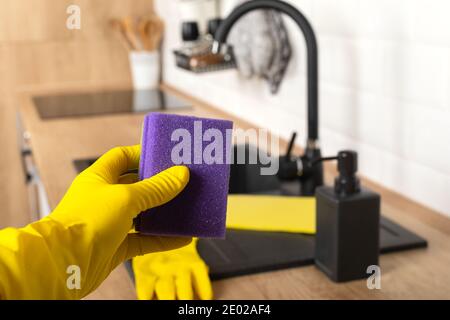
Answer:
[[18, 82, 450, 299]]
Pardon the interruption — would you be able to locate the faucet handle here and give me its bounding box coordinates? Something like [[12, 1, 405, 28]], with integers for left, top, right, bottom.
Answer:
[[286, 132, 297, 158], [278, 132, 299, 181]]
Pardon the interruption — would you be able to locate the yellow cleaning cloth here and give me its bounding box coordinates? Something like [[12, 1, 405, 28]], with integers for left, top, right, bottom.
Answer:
[[226, 195, 316, 234]]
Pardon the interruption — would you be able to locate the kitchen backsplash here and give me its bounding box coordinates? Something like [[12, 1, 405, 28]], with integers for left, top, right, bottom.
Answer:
[[157, 0, 450, 217]]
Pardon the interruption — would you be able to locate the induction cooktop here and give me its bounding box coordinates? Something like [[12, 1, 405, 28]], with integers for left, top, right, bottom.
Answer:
[[33, 89, 192, 120]]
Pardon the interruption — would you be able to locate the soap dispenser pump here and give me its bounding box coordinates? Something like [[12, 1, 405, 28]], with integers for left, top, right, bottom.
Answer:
[[315, 151, 380, 282]]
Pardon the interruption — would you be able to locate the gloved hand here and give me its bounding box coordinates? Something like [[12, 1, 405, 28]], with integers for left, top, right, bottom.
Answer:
[[132, 238, 212, 300], [0, 145, 191, 300]]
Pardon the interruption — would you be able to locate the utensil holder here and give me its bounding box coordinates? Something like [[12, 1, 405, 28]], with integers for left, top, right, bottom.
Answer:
[[129, 51, 160, 90]]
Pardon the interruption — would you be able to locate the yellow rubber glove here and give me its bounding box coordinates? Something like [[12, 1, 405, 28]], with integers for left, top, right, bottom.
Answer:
[[132, 238, 212, 300], [0, 145, 191, 300]]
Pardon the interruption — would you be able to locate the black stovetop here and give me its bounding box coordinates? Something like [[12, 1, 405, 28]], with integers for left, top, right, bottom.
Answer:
[[33, 88, 192, 120]]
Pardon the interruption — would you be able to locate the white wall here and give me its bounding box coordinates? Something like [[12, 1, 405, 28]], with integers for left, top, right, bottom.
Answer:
[[156, 0, 450, 217]]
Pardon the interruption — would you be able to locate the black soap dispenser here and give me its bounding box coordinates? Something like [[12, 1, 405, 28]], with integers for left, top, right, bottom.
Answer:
[[315, 151, 380, 282]]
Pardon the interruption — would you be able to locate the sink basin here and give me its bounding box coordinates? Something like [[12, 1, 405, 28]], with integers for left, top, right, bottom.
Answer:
[[229, 144, 280, 194], [228, 144, 302, 196]]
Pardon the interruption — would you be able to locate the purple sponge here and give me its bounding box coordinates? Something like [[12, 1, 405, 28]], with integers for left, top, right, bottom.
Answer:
[[135, 112, 233, 238]]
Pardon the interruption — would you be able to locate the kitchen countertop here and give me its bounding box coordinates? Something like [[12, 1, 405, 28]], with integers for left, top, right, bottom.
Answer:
[[18, 82, 450, 299]]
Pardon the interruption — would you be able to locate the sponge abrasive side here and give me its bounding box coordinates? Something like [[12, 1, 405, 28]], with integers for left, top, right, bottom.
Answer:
[[136, 112, 233, 238]]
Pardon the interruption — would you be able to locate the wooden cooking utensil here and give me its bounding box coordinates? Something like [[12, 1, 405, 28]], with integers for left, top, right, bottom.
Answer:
[[140, 14, 164, 51], [109, 18, 133, 51], [121, 16, 143, 51]]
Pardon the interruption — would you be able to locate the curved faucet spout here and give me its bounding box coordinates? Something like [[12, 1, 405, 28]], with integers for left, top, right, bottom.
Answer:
[[213, 0, 319, 143]]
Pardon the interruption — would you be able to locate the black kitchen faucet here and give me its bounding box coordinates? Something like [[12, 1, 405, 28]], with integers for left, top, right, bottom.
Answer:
[[212, 0, 323, 195]]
